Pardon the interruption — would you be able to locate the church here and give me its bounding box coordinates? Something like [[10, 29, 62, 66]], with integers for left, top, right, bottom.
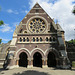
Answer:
[[0, 3, 70, 69]]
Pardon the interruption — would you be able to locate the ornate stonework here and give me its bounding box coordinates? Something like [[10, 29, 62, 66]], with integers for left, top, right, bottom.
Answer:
[[28, 18, 46, 33], [4, 3, 70, 69]]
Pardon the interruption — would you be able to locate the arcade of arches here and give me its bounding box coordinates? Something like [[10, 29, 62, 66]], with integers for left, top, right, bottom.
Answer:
[[18, 51, 58, 68]]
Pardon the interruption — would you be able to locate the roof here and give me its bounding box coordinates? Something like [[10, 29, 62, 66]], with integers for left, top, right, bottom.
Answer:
[[0, 43, 10, 52]]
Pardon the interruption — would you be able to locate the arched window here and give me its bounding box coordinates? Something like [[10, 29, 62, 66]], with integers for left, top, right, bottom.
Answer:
[[33, 37, 35, 42], [50, 37, 52, 41], [40, 37, 42, 42], [36, 37, 39, 42], [24, 31, 27, 33], [46, 37, 48, 41], [27, 37, 29, 42], [53, 37, 56, 41], [20, 37, 22, 42], [23, 38, 25, 42]]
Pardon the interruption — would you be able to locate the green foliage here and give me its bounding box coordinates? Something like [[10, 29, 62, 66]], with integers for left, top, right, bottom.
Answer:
[[73, 9, 75, 15], [0, 7, 4, 26], [0, 39, 2, 44], [72, 6, 75, 15], [8, 40, 11, 43], [0, 20, 4, 26], [72, 61, 75, 67], [68, 39, 75, 44]]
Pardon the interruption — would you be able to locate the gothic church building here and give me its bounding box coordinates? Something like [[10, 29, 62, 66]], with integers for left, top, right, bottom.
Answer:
[[7, 3, 70, 69]]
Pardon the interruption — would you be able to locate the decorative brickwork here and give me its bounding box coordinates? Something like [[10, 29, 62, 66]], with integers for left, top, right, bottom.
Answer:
[[4, 3, 70, 69]]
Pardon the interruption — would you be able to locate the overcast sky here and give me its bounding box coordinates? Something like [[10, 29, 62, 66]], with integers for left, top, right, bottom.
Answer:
[[0, 0, 75, 43]]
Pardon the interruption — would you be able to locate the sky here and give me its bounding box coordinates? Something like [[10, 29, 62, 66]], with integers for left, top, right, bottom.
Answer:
[[0, 0, 75, 43]]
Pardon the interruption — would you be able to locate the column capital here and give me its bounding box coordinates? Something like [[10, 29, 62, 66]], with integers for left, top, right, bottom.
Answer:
[[42, 58, 47, 61]]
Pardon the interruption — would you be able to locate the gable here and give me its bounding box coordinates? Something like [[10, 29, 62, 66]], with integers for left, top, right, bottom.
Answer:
[[14, 3, 64, 34], [21, 3, 53, 24]]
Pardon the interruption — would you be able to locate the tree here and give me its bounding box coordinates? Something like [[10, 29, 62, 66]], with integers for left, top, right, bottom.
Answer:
[[8, 40, 11, 43], [0, 7, 4, 26], [72, 6, 75, 15], [68, 39, 75, 44], [0, 20, 4, 26], [0, 39, 2, 44]]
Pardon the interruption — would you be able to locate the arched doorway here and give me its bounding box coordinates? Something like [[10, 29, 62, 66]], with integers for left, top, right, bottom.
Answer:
[[47, 52, 56, 67], [19, 52, 28, 67], [33, 52, 42, 67]]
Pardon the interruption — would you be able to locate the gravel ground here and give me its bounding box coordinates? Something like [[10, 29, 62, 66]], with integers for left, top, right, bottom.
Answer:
[[0, 67, 75, 75]]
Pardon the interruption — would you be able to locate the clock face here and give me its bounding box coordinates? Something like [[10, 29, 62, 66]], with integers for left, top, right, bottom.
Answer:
[[28, 18, 46, 33]]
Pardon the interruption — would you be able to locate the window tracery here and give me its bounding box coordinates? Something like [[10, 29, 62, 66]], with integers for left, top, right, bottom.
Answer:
[[28, 18, 46, 33]]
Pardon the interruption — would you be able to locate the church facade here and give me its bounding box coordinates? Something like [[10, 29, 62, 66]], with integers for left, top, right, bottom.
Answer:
[[7, 3, 70, 69]]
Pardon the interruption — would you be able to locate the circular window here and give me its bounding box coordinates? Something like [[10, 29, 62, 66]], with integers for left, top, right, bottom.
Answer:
[[28, 18, 46, 33]]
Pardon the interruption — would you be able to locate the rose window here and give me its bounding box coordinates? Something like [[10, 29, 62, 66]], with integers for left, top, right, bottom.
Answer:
[[28, 18, 46, 33]]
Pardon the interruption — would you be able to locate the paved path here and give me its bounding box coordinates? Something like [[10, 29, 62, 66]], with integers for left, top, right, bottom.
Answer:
[[0, 67, 75, 75]]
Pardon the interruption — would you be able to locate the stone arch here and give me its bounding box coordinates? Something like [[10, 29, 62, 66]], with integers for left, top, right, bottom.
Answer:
[[33, 52, 42, 67], [19, 52, 28, 67], [45, 48, 59, 58], [16, 48, 30, 59], [47, 52, 56, 67], [31, 48, 44, 58], [5, 46, 10, 52]]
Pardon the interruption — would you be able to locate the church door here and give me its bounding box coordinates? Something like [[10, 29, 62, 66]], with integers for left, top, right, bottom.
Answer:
[[19, 52, 28, 67], [33, 52, 42, 67], [47, 52, 56, 67]]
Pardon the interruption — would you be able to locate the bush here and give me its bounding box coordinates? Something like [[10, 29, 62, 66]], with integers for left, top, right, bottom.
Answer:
[[72, 61, 75, 67], [73, 9, 75, 15]]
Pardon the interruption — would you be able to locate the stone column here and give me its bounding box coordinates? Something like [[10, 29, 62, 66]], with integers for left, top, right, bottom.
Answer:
[[42, 60, 44, 66], [16, 59, 19, 68], [31, 58, 33, 66], [16, 60, 18, 65], [27, 58, 33, 68], [15, 57, 19, 67], [42, 58, 48, 68], [56, 58, 59, 68], [46, 59, 47, 65], [31, 58, 33, 68]]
